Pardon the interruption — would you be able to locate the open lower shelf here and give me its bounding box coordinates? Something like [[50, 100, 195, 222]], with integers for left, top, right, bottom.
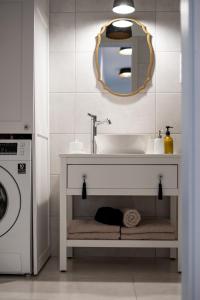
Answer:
[[67, 239, 179, 248]]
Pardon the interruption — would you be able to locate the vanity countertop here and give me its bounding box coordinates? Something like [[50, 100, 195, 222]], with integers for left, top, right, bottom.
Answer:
[[60, 153, 180, 164], [60, 153, 180, 158]]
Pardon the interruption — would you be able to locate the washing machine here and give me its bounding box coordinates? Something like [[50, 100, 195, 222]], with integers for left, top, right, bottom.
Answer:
[[0, 140, 32, 274]]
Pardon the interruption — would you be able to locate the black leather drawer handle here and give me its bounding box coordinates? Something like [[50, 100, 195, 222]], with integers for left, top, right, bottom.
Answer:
[[82, 175, 87, 200], [158, 175, 163, 200]]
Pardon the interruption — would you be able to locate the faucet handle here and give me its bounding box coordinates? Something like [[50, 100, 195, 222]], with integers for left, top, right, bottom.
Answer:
[[88, 113, 96, 119]]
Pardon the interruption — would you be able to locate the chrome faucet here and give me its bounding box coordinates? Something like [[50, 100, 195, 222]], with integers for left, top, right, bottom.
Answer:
[[88, 113, 111, 154]]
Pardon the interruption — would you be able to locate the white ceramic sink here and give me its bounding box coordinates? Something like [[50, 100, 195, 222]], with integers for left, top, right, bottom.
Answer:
[[95, 135, 150, 154]]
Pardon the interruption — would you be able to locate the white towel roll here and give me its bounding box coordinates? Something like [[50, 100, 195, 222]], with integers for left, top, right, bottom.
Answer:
[[122, 209, 141, 228]]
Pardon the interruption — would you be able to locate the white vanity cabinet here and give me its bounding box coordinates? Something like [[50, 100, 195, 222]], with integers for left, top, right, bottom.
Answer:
[[60, 154, 181, 272]]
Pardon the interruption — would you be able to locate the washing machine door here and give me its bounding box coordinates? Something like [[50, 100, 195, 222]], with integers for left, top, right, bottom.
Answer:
[[0, 166, 21, 237]]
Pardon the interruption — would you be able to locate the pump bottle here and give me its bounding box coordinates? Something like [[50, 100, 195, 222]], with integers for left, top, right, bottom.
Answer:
[[154, 130, 163, 154], [164, 126, 174, 154]]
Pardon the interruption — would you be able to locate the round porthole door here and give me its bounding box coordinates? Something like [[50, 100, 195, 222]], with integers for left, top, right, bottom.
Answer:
[[0, 166, 21, 237]]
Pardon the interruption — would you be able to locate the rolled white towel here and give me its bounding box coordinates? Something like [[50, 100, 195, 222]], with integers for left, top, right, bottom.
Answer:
[[122, 208, 141, 228]]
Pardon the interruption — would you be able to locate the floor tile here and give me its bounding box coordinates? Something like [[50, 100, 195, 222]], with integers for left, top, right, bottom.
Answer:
[[0, 258, 181, 300]]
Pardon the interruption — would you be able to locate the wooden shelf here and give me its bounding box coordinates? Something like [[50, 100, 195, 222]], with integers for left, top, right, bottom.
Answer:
[[67, 239, 179, 248]]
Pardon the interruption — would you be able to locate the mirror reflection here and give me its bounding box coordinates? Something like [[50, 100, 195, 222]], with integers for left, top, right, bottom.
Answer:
[[95, 19, 154, 96]]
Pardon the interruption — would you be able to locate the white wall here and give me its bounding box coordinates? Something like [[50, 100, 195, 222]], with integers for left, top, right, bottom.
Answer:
[[49, 0, 181, 257]]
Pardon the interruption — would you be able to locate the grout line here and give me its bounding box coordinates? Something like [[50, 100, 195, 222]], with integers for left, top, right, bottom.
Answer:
[[49, 91, 182, 95], [133, 281, 138, 300], [154, 10, 157, 137], [49, 10, 180, 14], [74, 0, 77, 139]]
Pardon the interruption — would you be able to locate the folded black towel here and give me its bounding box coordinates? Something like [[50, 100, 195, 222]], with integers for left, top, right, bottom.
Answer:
[[95, 207, 123, 226]]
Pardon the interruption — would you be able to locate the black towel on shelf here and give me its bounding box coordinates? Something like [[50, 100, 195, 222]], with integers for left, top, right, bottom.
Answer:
[[95, 207, 123, 226]]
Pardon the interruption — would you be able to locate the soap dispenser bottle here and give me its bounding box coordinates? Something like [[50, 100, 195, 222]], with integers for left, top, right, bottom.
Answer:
[[154, 130, 163, 154], [164, 126, 174, 154]]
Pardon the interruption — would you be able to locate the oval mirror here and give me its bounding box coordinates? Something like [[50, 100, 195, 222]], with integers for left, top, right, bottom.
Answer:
[[95, 18, 154, 96]]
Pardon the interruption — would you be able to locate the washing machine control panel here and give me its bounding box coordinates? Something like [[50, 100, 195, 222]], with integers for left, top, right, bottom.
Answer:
[[0, 143, 17, 154], [0, 140, 31, 161], [18, 142, 26, 156]]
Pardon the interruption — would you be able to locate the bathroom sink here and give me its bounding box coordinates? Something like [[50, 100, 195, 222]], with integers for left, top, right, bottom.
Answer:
[[95, 135, 150, 154]]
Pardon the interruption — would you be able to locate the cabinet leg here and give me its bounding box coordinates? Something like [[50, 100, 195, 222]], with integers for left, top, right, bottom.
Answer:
[[178, 190, 182, 273], [59, 202, 67, 271], [170, 249, 177, 259], [60, 246, 67, 272], [178, 246, 182, 273], [67, 196, 73, 258], [60, 161, 67, 271], [170, 196, 177, 259], [60, 195, 67, 271]]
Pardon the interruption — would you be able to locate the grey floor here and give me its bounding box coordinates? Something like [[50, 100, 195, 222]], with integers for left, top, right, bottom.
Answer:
[[0, 257, 181, 299]]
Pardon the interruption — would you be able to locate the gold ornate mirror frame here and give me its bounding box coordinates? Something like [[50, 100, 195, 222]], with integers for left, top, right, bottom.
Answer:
[[95, 18, 154, 97]]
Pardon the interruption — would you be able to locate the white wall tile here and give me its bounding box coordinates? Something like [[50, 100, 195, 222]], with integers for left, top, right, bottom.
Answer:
[[141, 75, 156, 94], [50, 13, 75, 51], [156, 249, 170, 257], [156, 93, 181, 133], [50, 52, 75, 92], [133, 12, 156, 39], [50, 0, 75, 13], [50, 93, 75, 133], [74, 247, 156, 258], [76, 12, 114, 52], [76, 0, 156, 12], [133, 197, 156, 217], [76, 0, 113, 12], [75, 93, 156, 134], [50, 133, 74, 174], [156, 12, 180, 52], [101, 93, 156, 134], [50, 216, 59, 256], [50, 175, 59, 217], [135, 0, 156, 12], [76, 51, 102, 93], [74, 196, 156, 218], [74, 93, 106, 134], [155, 196, 170, 217], [156, 52, 181, 93], [173, 134, 181, 154], [156, 0, 180, 12]]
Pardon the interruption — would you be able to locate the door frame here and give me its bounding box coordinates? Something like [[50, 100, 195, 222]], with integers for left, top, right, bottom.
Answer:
[[181, 0, 200, 298]]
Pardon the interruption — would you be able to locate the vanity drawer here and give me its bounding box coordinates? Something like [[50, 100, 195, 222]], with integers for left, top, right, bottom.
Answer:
[[67, 165, 178, 189]]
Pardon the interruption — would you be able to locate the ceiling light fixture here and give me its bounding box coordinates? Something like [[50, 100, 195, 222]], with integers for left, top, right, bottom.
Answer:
[[119, 47, 133, 55], [112, 0, 135, 14], [112, 19, 133, 28], [119, 67, 132, 78]]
